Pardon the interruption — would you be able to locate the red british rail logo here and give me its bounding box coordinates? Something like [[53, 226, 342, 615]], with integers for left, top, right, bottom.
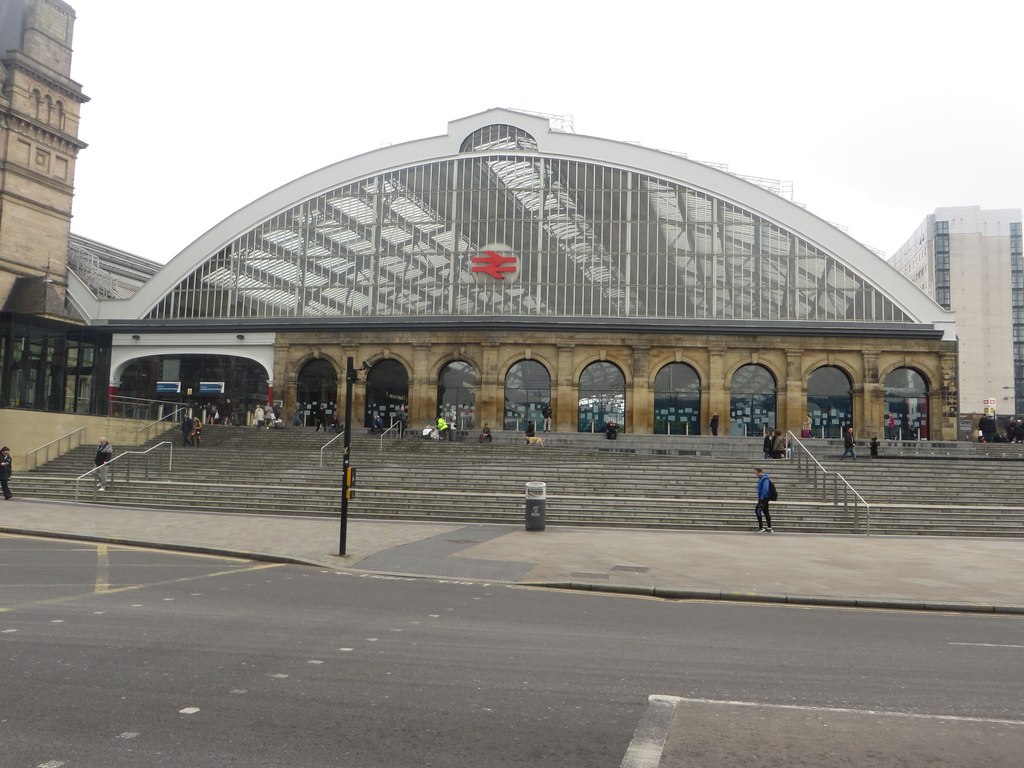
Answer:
[[471, 250, 517, 280]]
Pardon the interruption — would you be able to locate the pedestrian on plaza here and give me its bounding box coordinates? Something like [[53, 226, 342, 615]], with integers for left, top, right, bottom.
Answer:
[[94, 437, 113, 491], [190, 415, 203, 447], [315, 405, 327, 432], [479, 423, 493, 444], [709, 412, 719, 436], [801, 413, 812, 439], [181, 412, 194, 446], [754, 467, 774, 533], [542, 404, 553, 432], [840, 426, 858, 460], [524, 419, 536, 444], [763, 431, 773, 460], [222, 398, 234, 427], [771, 429, 787, 459], [398, 404, 408, 437], [886, 412, 897, 440], [0, 446, 13, 500], [254, 404, 266, 429]]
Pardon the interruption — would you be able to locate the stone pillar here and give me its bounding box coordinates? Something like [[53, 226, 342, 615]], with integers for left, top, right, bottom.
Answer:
[[556, 344, 576, 433], [939, 351, 959, 441], [784, 350, 804, 435], [629, 345, 651, 433], [478, 342, 500, 432], [410, 343, 432, 426], [861, 351, 881, 438], [707, 346, 726, 433]]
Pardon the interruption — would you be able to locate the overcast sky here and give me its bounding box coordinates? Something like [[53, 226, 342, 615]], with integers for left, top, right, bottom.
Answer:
[[65, 0, 1022, 266]]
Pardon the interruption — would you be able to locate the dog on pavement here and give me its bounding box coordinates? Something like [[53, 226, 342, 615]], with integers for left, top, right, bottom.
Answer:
[[525, 435, 545, 446]]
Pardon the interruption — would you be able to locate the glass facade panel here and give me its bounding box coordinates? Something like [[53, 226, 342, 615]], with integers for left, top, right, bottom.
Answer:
[[438, 361, 476, 430], [578, 361, 625, 433], [0, 312, 110, 414], [364, 360, 408, 428], [653, 363, 700, 435], [884, 367, 929, 440], [146, 130, 913, 326], [806, 366, 853, 438], [730, 364, 776, 437], [503, 360, 550, 431]]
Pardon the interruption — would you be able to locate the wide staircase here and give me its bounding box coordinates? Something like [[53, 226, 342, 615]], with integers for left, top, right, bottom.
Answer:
[[16, 425, 1024, 537]]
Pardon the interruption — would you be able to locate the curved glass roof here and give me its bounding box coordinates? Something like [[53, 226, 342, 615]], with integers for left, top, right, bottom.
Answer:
[[129, 110, 948, 331]]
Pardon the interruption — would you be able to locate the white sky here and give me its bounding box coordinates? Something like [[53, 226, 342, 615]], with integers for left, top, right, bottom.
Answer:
[[66, 0, 1023, 265]]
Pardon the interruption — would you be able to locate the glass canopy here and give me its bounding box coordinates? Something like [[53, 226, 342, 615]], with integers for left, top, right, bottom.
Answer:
[[146, 124, 911, 325]]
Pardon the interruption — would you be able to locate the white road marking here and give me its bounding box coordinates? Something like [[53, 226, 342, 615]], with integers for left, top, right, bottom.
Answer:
[[2, 628, 17, 633], [337, 648, 354, 652], [116, 732, 139, 739], [270, 673, 289, 678], [50, 619, 64, 623], [949, 642, 1024, 649], [654, 695, 1024, 727], [37, 761, 67, 767], [178, 707, 200, 714], [308, 660, 324, 664], [621, 695, 679, 768]]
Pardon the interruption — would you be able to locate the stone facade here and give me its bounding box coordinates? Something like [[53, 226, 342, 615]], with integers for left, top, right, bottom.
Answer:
[[275, 328, 958, 440], [0, 0, 87, 318]]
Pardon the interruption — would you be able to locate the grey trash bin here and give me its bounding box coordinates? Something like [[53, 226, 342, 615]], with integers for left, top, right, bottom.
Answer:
[[525, 481, 546, 531]]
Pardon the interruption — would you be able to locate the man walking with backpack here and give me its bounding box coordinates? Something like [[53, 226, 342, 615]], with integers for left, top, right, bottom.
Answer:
[[754, 467, 775, 533]]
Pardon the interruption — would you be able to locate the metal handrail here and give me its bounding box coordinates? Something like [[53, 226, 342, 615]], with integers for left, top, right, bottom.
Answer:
[[136, 406, 187, 445], [319, 431, 345, 466], [26, 426, 88, 470], [75, 441, 173, 502], [787, 431, 871, 534], [379, 423, 401, 452]]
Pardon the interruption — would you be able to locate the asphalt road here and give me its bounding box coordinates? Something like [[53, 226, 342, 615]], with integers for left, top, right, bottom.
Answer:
[[2, 534, 1023, 767]]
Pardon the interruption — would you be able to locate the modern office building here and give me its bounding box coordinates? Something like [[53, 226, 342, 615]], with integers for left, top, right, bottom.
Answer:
[[890, 206, 1023, 424], [2, 1, 961, 441]]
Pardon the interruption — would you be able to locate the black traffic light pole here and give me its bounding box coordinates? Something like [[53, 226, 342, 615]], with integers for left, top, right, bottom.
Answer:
[[339, 356, 356, 556]]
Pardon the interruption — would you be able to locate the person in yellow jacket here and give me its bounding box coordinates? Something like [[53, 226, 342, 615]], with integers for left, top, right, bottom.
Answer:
[[436, 416, 451, 441]]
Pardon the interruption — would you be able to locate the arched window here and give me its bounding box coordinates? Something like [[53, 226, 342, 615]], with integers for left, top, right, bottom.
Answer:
[[578, 361, 625, 433], [730, 364, 777, 437], [807, 366, 853, 438], [44, 95, 52, 124], [653, 363, 700, 435], [504, 360, 550, 431], [297, 359, 338, 426], [438, 361, 476, 429], [56, 100, 65, 131], [885, 368, 929, 440], [364, 359, 408, 428], [32, 89, 41, 120]]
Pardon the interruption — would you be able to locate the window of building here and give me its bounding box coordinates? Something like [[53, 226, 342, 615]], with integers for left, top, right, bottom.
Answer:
[[504, 360, 550, 431], [578, 361, 625, 433], [653, 363, 700, 435]]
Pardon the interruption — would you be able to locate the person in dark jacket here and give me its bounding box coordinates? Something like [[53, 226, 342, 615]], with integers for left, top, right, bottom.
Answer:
[[94, 437, 113, 491], [315, 405, 328, 432], [840, 427, 858, 460], [754, 467, 773, 533], [0, 446, 13, 500], [709, 412, 719, 436], [181, 413, 194, 446]]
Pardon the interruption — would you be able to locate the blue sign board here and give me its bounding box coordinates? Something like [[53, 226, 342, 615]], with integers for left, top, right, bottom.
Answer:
[[156, 381, 181, 394], [199, 381, 225, 395]]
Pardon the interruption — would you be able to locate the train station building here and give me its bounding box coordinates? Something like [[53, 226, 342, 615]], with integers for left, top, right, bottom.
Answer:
[[2, 3, 959, 441]]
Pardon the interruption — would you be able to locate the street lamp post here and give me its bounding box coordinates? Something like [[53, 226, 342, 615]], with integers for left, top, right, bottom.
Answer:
[[339, 356, 356, 556]]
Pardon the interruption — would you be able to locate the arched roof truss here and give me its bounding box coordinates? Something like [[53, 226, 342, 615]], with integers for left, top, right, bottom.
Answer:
[[106, 109, 953, 337]]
